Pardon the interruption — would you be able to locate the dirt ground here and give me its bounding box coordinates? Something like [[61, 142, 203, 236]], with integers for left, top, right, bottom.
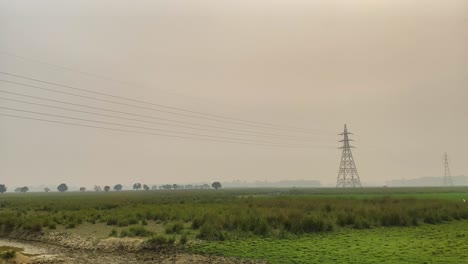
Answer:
[[0, 235, 265, 264]]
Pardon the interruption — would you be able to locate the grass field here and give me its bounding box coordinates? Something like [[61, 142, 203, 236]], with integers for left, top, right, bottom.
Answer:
[[190, 220, 468, 264], [1, 187, 468, 263]]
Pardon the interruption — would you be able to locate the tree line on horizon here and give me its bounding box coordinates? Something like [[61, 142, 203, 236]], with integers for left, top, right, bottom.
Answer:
[[0, 182, 222, 194]]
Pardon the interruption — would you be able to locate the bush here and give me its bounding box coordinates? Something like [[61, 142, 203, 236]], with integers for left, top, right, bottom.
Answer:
[[191, 217, 204, 230], [120, 226, 154, 237], [109, 228, 118, 237], [22, 220, 42, 232], [165, 222, 184, 234], [106, 218, 118, 226], [300, 216, 329, 233], [0, 250, 16, 260], [180, 233, 188, 245], [253, 219, 270, 236], [197, 222, 226, 241], [0, 216, 16, 234], [146, 235, 175, 247]]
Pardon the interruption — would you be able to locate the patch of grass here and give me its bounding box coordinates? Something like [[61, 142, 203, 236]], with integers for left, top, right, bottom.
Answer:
[[120, 226, 154, 237], [0, 250, 16, 260], [190, 220, 468, 264], [0, 187, 468, 240], [145, 235, 175, 246], [109, 228, 118, 237], [165, 222, 184, 234]]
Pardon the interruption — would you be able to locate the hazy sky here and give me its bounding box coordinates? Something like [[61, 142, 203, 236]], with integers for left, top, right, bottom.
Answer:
[[0, 0, 467, 187]]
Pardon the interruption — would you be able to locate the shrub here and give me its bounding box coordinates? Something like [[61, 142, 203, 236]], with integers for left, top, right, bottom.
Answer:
[[0, 216, 16, 234], [106, 218, 118, 226], [146, 235, 175, 247], [197, 222, 226, 241], [301, 216, 329, 233], [22, 220, 42, 232], [0, 250, 16, 260], [109, 228, 118, 237], [165, 222, 184, 234], [180, 233, 188, 245], [253, 219, 270, 236], [120, 226, 154, 237], [191, 217, 204, 230]]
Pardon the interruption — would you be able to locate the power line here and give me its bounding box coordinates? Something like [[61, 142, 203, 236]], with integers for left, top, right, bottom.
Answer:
[[0, 52, 331, 132], [0, 113, 336, 149], [0, 71, 331, 133], [0, 50, 201, 102], [0, 107, 335, 148], [0, 97, 334, 142], [0, 90, 335, 141]]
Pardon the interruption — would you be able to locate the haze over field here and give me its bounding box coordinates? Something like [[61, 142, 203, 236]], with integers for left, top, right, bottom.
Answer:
[[0, 0, 467, 187]]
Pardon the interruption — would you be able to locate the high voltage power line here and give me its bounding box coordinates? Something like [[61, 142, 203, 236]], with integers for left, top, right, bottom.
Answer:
[[0, 52, 337, 148], [0, 50, 204, 104], [0, 96, 335, 142], [0, 51, 331, 133], [0, 106, 335, 148], [0, 90, 335, 141], [0, 71, 331, 133], [0, 113, 336, 149]]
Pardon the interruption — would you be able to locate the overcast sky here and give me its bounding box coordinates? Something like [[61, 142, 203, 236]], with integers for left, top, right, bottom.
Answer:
[[0, 0, 467, 188]]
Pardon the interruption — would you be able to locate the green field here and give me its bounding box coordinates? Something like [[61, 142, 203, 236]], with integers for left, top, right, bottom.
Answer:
[[1, 187, 468, 263], [191, 220, 468, 263]]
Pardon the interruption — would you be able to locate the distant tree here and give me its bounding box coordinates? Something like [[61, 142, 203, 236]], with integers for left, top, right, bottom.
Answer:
[[44, 187, 50, 193], [161, 184, 172, 190], [80, 187, 86, 192], [114, 184, 123, 191], [151, 185, 158, 190], [173, 184, 179, 190], [133, 183, 142, 190], [57, 183, 68, 193], [104, 186, 110, 192], [94, 185, 101, 192], [20, 186, 29, 193], [143, 184, 150, 191], [202, 184, 210, 189], [185, 184, 193, 189], [0, 184, 6, 194], [212, 182, 222, 190], [14, 187, 21, 193]]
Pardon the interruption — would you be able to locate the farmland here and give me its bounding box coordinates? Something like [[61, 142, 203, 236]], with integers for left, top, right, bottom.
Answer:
[[1, 187, 468, 263]]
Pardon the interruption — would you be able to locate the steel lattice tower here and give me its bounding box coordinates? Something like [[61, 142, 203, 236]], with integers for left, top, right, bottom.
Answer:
[[444, 152, 453, 186], [336, 124, 361, 188]]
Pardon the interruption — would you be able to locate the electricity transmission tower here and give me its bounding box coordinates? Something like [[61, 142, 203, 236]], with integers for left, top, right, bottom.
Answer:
[[336, 124, 361, 188], [443, 152, 453, 186]]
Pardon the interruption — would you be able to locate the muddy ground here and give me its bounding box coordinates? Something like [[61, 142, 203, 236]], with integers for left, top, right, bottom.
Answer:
[[0, 234, 264, 264]]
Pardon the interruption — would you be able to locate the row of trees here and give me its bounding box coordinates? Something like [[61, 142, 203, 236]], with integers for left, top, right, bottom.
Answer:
[[0, 183, 70, 194], [94, 184, 123, 192], [0, 182, 222, 193]]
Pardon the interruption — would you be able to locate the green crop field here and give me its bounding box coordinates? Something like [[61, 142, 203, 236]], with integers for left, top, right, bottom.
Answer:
[[1, 187, 468, 263]]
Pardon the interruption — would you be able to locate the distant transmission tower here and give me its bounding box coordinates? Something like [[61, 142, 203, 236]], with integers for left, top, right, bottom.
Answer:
[[443, 152, 453, 186], [336, 124, 362, 188]]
